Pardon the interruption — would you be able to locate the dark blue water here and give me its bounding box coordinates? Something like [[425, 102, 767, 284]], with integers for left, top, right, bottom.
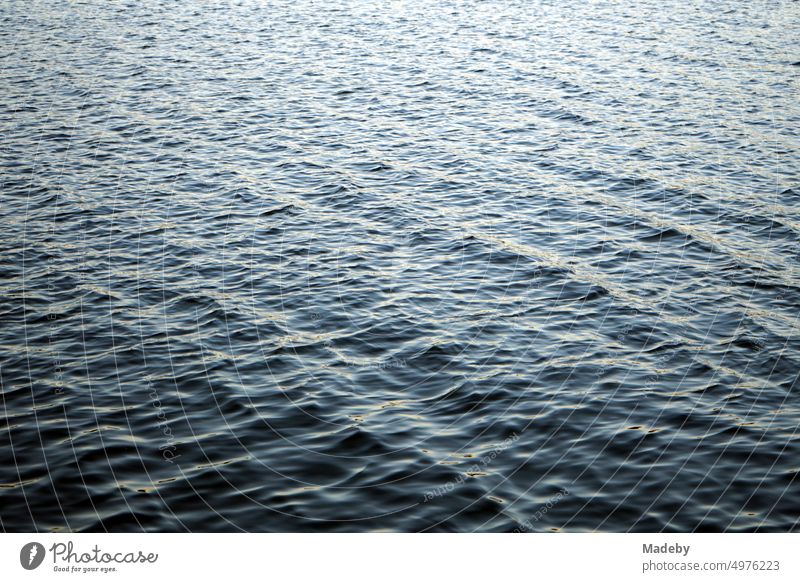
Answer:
[[1, 0, 799, 532]]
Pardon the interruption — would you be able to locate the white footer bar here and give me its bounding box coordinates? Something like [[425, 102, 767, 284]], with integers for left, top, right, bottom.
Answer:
[[1, 533, 796, 581]]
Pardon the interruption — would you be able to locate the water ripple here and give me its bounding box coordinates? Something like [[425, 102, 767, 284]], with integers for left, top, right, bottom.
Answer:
[[1, 0, 799, 532]]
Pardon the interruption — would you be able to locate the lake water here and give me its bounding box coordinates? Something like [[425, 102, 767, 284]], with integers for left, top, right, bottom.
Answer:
[[1, 0, 799, 532]]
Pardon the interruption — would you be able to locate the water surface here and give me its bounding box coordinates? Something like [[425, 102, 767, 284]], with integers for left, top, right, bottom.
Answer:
[[1, 0, 799, 532]]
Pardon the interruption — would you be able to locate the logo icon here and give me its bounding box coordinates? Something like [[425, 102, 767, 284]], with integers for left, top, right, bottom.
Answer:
[[20, 542, 46, 570]]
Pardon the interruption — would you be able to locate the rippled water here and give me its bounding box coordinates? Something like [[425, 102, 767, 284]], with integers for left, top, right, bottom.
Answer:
[[1, 0, 799, 532]]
